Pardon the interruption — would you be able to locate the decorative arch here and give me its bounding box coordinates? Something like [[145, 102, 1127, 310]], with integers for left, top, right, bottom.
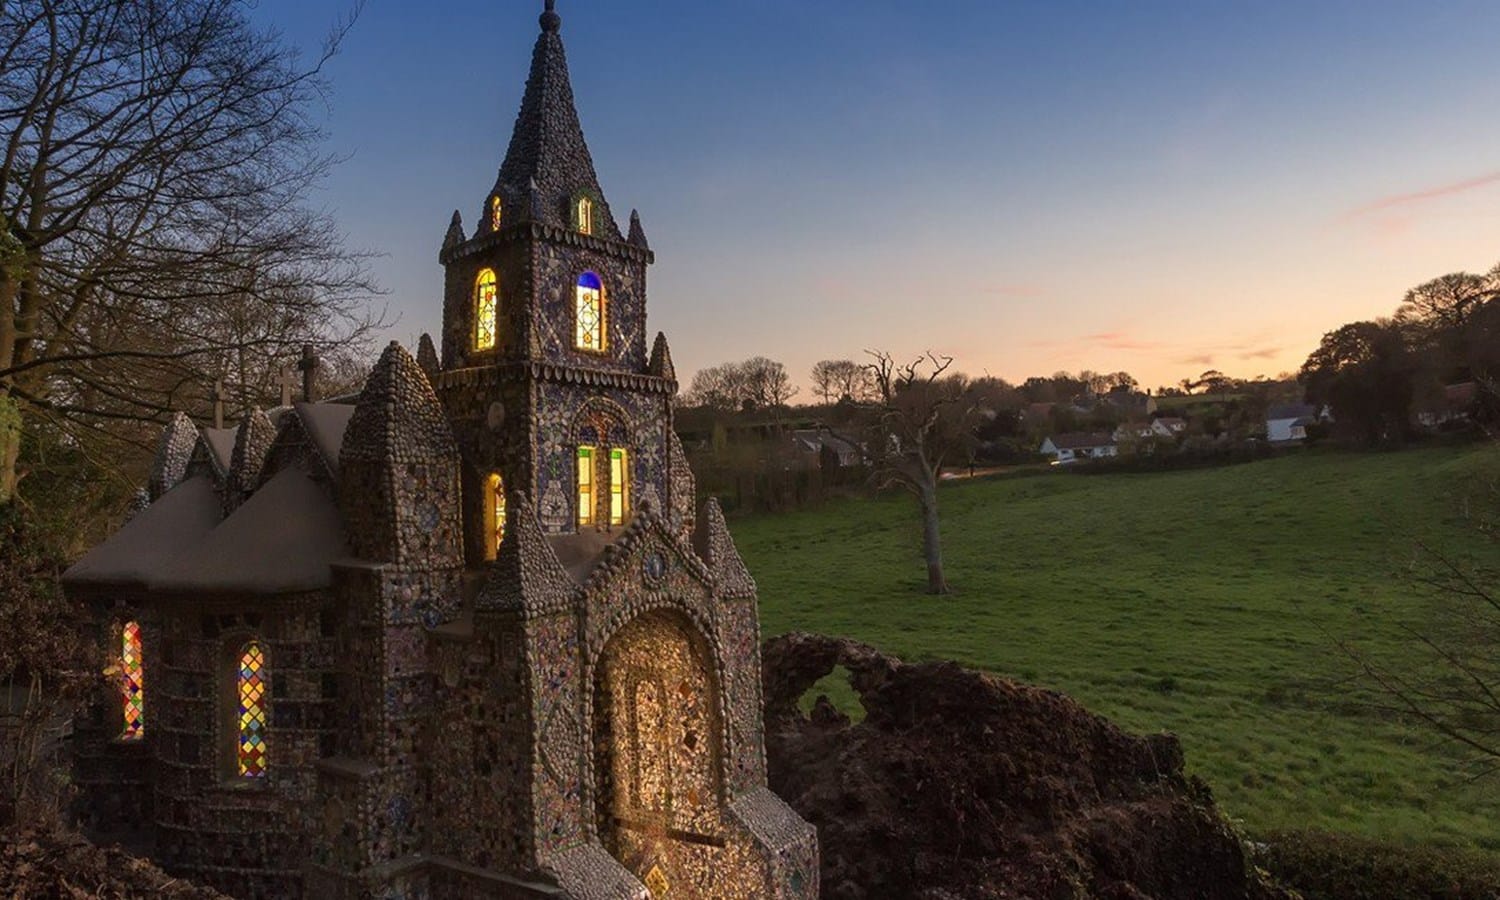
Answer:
[[589, 606, 727, 886], [474, 268, 499, 352], [574, 271, 606, 353], [118, 620, 144, 741], [572, 399, 632, 528]]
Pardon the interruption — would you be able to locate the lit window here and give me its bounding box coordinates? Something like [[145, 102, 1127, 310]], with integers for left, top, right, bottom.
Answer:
[[237, 641, 268, 779], [577, 195, 594, 235], [475, 268, 498, 351], [610, 447, 629, 525], [575, 272, 604, 352], [485, 472, 506, 559], [490, 196, 503, 231], [120, 621, 144, 741], [578, 446, 596, 526]]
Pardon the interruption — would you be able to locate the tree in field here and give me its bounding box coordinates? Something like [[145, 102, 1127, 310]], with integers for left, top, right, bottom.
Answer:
[[741, 356, 798, 411], [1396, 270, 1496, 333], [0, 0, 379, 507], [684, 356, 797, 413], [861, 351, 978, 595], [1298, 320, 1416, 445]]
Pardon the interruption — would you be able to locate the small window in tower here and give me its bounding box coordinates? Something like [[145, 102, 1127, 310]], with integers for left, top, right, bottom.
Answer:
[[575, 272, 605, 352], [237, 641, 269, 779], [578, 446, 596, 527], [475, 268, 498, 352], [490, 195, 503, 231], [119, 621, 144, 741], [610, 447, 630, 526], [485, 472, 506, 559], [577, 195, 594, 235]]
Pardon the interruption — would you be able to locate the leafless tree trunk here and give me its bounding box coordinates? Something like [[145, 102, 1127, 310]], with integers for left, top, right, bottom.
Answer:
[[861, 351, 977, 595], [0, 0, 380, 506]]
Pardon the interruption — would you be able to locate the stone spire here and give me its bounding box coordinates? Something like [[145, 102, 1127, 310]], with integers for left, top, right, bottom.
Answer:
[[627, 209, 650, 250], [148, 412, 199, 500], [416, 333, 440, 380], [492, 0, 618, 239], [342, 342, 455, 468], [648, 331, 675, 381], [442, 210, 465, 252], [226, 408, 276, 512]]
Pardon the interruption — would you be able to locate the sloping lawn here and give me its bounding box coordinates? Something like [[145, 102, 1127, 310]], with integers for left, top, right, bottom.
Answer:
[[734, 444, 1500, 848]]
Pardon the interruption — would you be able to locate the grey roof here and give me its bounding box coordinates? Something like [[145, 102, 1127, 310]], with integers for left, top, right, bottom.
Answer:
[[1048, 432, 1117, 450], [295, 401, 356, 478], [150, 467, 348, 596], [62, 475, 223, 589], [547, 530, 620, 583], [201, 427, 236, 473], [1268, 404, 1318, 420]]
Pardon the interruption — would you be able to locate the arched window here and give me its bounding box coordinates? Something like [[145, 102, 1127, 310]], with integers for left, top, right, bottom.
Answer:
[[575, 272, 604, 352], [576, 195, 594, 235], [609, 447, 630, 525], [490, 195, 503, 231], [577, 445, 596, 527], [474, 268, 498, 352], [119, 621, 144, 741], [237, 641, 269, 779], [485, 472, 506, 560]]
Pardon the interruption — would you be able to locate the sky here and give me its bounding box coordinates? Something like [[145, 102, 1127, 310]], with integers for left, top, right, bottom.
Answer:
[[250, 0, 1500, 393]]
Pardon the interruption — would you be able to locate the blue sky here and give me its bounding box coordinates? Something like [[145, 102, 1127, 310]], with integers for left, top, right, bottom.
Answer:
[[253, 0, 1500, 391]]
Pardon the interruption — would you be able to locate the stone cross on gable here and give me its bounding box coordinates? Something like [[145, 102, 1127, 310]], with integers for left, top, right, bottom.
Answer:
[[277, 366, 296, 409], [298, 344, 320, 403], [212, 379, 227, 430]]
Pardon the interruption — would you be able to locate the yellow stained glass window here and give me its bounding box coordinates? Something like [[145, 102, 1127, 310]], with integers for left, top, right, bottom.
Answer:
[[610, 447, 629, 525], [120, 621, 144, 741], [485, 472, 506, 559], [490, 195, 503, 231], [575, 272, 604, 352], [577, 195, 594, 235], [578, 446, 596, 527], [475, 268, 498, 352], [237, 642, 268, 779]]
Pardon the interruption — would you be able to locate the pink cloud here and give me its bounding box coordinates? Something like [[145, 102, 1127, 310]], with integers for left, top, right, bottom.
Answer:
[[1177, 354, 1215, 367], [1345, 170, 1500, 235], [1238, 347, 1281, 361]]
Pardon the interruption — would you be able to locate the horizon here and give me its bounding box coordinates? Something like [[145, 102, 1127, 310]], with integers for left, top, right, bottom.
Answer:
[[255, 0, 1500, 392]]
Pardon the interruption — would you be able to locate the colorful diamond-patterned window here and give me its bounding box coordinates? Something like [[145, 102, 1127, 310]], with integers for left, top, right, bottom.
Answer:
[[577, 446, 596, 527], [119, 621, 144, 741], [609, 447, 629, 526], [474, 268, 498, 352], [237, 641, 268, 779], [575, 272, 604, 352], [485, 472, 506, 559]]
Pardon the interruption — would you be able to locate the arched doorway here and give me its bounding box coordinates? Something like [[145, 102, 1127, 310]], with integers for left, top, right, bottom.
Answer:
[[593, 609, 723, 896]]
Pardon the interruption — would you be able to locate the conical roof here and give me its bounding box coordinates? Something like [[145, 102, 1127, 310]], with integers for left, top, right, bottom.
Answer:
[[493, 2, 619, 239], [341, 342, 456, 466]]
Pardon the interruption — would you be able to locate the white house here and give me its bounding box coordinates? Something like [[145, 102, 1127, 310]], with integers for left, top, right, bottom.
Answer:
[[1151, 417, 1188, 438], [1040, 432, 1119, 465], [1266, 404, 1328, 443]]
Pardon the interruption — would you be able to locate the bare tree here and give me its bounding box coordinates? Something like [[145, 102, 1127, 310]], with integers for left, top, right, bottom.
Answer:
[[862, 351, 978, 595], [742, 356, 797, 411], [811, 359, 872, 405], [0, 0, 380, 505]]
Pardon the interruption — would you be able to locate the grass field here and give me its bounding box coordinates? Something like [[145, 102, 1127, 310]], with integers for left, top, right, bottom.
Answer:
[[732, 443, 1500, 849]]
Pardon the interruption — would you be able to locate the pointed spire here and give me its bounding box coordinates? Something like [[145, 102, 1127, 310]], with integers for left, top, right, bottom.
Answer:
[[416, 333, 440, 380], [648, 332, 676, 381], [443, 209, 466, 251], [148, 412, 199, 501], [693, 498, 757, 599], [493, 2, 618, 239], [476, 491, 576, 614], [628, 209, 650, 250], [341, 341, 456, 467], [227, 408, 276, 509]]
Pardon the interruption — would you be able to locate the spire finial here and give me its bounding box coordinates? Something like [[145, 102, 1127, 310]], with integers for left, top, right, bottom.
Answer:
[[541, 0, 560, 33]]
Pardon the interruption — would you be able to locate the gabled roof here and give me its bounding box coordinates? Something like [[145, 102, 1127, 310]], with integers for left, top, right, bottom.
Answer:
[[295, 401, 356, 478], [150, 468, 348, 596], [201, 427, 236, 475], [62, 475, 223, 589], [1047, 432, 1117, 450], [492, 2, 619, 239]]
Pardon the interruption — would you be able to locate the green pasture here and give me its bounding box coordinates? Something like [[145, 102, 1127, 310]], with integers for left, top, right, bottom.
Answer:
[[733, 444, 1500, 848]]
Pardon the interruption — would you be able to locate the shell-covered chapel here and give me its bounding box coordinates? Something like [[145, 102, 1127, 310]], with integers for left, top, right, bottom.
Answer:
[[60, 4, 818, 897]]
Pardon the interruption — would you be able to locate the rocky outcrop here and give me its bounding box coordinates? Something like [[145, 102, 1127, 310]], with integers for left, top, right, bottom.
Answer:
[[763, 633, 1292, 900]]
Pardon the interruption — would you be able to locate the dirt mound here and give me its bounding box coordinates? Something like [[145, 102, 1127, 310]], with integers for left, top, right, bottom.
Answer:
[[0, 825, 229, 899], [763, 633, 1292, 900]]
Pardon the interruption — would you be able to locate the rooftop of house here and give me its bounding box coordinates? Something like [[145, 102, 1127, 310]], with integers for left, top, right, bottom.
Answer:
[[1046, 432, 1117, 451]]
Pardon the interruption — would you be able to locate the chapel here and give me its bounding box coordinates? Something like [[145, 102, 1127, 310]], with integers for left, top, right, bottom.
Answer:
[[60, 3, 818, 897]]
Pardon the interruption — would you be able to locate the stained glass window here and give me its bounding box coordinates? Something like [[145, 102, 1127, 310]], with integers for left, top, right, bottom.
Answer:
[[237, 641, 268, 779], [485, 472, 506, 559], [577, 195, 594, 235], [490, 195, 503, 231], [119, 621, 144, 741], [475, 268, 498, 352], [610, 447, 629, 526], [575, 272, 603, 352], [578, 446, 596, 527]]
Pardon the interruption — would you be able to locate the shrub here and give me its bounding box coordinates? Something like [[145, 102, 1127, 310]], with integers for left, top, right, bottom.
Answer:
[[1256, 830, 1500, 900]]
